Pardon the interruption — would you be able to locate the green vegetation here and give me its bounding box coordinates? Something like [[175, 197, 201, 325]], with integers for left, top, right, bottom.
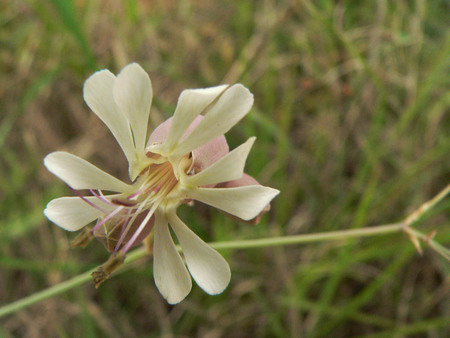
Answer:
[[1, 0, 449, 336]]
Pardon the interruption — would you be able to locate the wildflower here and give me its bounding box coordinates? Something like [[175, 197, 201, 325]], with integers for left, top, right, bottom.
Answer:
[[44, 63, 279, 304]]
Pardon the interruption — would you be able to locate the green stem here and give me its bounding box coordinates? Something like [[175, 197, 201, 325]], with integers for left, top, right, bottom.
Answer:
[[208, 223, 403, 250], [0, 269, 93, 318], [0, 248, 145, 318], [0, 222, 403, 318], [0, 184, 448, 318]]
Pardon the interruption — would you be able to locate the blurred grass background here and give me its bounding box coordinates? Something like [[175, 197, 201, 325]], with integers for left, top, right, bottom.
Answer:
[[1, 0, 449, 336]]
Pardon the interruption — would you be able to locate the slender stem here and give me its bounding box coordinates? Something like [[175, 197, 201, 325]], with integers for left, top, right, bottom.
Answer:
[[404, 183, 450, 226], [0, 248, 146, 318], [208, 223, 404, 250], [0, 222, 403, 318], [0, 269, 93, 318], [0, 184, 448, 318]]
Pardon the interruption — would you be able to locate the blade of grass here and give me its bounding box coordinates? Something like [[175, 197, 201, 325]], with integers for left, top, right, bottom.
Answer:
[[0, 68, 59, 149], [49, 0, 97, 69], [315, 248, 414, 336], [311, 170, 380, 329], [398, 33, 450, 132], [283, 298, 396, 329], [360, 316, 450, 338]]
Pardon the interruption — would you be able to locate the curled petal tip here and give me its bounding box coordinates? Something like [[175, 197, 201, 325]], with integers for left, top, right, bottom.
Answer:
[[217, 174, 279, 224]]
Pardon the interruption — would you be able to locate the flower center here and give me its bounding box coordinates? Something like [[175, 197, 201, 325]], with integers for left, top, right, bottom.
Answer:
[[90, 155, 192, 255], [135, 160, 179, 206], [88, 155, 193, 287]]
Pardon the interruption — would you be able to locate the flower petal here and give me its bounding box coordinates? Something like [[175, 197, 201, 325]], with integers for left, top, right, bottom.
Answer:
[[44, 196, 116, 231], [169, 214, 230, 295], [153, 211, 192, 304], [83, 69, 137, 175], [169, 84, 253, 160], [185, 185, 279, 221], [218, 174, 272, 224], [184, 137, 255, 187], [44, 152, 131, 192], [160, 85, 229, 155], [113, 63, 152, 152]]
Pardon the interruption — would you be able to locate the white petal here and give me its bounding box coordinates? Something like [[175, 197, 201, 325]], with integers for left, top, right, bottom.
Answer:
[[184, 137, 255, 187], [44, 152, 131, 192], [169, 84, 253, 160], [185, 185, 279, 221], [169, 214, 230, 295], [44, 196, 116, 231], [113, 63, 152, 152], [153, 211, 192, 304], [83, 69, 137, 173], [160, 85, 229, 155]]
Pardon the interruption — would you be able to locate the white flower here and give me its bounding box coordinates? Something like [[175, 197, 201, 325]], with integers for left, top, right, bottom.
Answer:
[[44, 63, 279, 304]]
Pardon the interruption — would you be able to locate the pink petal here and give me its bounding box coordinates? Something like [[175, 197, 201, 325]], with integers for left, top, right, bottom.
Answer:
[[217, 174, 272, 225], [148, 116, 203, 146], [190, 135, 228, 176], [147, 118, 173, 146], [218, 173, 260, 188]]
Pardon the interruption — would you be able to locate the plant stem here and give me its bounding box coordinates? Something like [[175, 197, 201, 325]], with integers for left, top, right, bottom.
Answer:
[[209, 223, 404, 250], [0, 184, 448, 318], [0, 222, 403, 318], [0, 269, 93, 318]]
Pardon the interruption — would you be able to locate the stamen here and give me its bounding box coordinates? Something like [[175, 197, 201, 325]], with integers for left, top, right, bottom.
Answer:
[[122, 172, 177, 254], [121, 201, 159, 253], [93, 158, 185, 255], [127, 189, 143, 200], [91, 206, 124, 233], [69, 187, 108, 214], [114, 195, 154, 251], [90, 189, 114, 206], [142, 166, 169, 191], [112, 208, 134, 253]]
